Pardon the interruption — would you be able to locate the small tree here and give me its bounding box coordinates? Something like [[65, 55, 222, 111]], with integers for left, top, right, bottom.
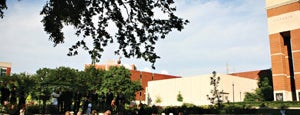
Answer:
[[244, 92, 261, 102], [177, 91, 183, 102], [207, 71, 222, 107], [244, 69, 273, 101], [155, 96, 162, 104]]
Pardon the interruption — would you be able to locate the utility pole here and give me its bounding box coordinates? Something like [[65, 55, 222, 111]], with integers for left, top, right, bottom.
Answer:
[[232, 83, 235, 102]]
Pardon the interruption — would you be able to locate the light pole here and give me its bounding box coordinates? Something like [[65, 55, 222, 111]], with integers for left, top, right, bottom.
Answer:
[[232, 83, 234, 102], [240, 91, 241, 101]]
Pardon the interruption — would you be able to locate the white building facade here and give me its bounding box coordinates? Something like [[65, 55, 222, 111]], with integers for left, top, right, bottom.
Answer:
[[146, 73, 258, 106]]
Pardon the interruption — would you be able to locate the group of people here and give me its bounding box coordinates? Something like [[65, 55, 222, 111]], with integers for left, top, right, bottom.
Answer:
[[51, 89, 125, 115], [0, 82, 126, 114], [0, 83, 26, 107]]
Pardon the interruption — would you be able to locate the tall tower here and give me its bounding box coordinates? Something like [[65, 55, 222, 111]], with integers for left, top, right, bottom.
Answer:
[[266, 0, 300, 101]]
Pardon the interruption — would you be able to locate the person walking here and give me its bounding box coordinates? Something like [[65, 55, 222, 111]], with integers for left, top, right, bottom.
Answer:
[[82, 96, 89, 114], [74, 90, 82, 114], [86, 100, 92, 115], [89, 90, 98, 110], [51, 89, 60, 108], [116, 92, 125, 114]]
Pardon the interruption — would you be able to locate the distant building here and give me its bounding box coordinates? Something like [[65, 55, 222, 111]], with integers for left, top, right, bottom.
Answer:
[[0, 62, 12, 76], [130, 70, 180, 103], [230, 69, 272, 80], [85, 60, 126, 71], [146, 73, 258, 106], [266, 0, 300, 101], [85, 60, 180, 103]]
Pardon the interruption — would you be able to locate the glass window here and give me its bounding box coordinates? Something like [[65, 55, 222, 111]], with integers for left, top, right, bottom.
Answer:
[[276, 93, 283, 101], [0, 67, 6, 76]]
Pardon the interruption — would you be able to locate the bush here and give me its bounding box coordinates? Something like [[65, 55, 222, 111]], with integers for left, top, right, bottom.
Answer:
[[26, 105, 40, 114], [11, 101, 300, 114], [130, 101, 300, 114]]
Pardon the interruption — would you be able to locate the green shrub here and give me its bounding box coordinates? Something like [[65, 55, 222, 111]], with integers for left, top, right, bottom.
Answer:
[[26, 105, 40, 114]]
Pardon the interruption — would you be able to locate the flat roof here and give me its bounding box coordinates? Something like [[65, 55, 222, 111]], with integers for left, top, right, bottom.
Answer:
[[0, 62, 12, 68]]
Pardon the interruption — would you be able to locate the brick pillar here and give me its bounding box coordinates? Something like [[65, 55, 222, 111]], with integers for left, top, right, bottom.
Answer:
[[269, 33, 290, 92], [291, 29, 300, 100], [266, 0, 300, 101]]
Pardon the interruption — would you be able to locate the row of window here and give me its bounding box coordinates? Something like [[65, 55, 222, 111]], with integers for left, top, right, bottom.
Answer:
[[275, 92, 300, 101]]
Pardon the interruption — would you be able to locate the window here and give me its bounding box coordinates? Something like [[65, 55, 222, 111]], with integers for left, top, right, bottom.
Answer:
[[0, 67, 6, 77], [276, 93, 283, 101], [152, 73, 154, 80], [139, 72, 142, 83]]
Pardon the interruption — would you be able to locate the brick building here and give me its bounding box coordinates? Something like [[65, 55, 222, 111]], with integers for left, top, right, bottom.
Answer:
[[266, 0, 300, 101], [0, 62, 12, 76], [130, 70, 180, 103], [85, 60, 180, 103], [230, 69, 272, 80]]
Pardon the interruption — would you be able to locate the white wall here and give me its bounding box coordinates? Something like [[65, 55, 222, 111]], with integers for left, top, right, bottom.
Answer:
[[146, 74, 258, 106]]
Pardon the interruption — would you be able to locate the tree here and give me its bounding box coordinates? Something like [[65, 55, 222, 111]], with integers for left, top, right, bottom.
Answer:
[[177, 91, 183, 102], [31, 68, 53, 101], [0, 73, 35, 106], [82, 65, 106, 90], [207, 71, 222, 107], [0, 0, 7, 18], [101, 66, 142, 102], [10, 73, 36, 100], [256, 70, 273, 101], [244, 69, 273, 101], [155, 95, 162, 104], [48, 67, 80, 90], [1, 0, 189, 68], [244, 92, 261, 102]]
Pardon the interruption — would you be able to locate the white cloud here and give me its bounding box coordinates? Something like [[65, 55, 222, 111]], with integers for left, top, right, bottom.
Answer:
[[151, 0, 270, 76], [143, 67, 152, 73], [123, 63, 133, 70], [160, 70, 169, 75]]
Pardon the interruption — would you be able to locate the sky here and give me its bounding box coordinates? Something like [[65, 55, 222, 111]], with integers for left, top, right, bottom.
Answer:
[[0, 0, 270, 77]]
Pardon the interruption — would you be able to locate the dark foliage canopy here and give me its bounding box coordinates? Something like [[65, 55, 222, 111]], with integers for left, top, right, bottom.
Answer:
[[1, 0, 188, 68], [0, 66, 142, 103], [0, 0, 7, 18], [244, 69, 273, 101]]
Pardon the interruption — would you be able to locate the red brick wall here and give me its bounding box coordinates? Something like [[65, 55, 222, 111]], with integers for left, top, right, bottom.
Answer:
[[269, 33, 289, 75], [130, 70, 180, 101], [230, 69, 272, 81], [291, 29, 300, 73], [267, 2, 300, 17], [230, 70, 261, 80], [291, 29, 300, 90], [267, 2, 300, 93], [268, 29, 300, 91], [6, 67, 11, 76]]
